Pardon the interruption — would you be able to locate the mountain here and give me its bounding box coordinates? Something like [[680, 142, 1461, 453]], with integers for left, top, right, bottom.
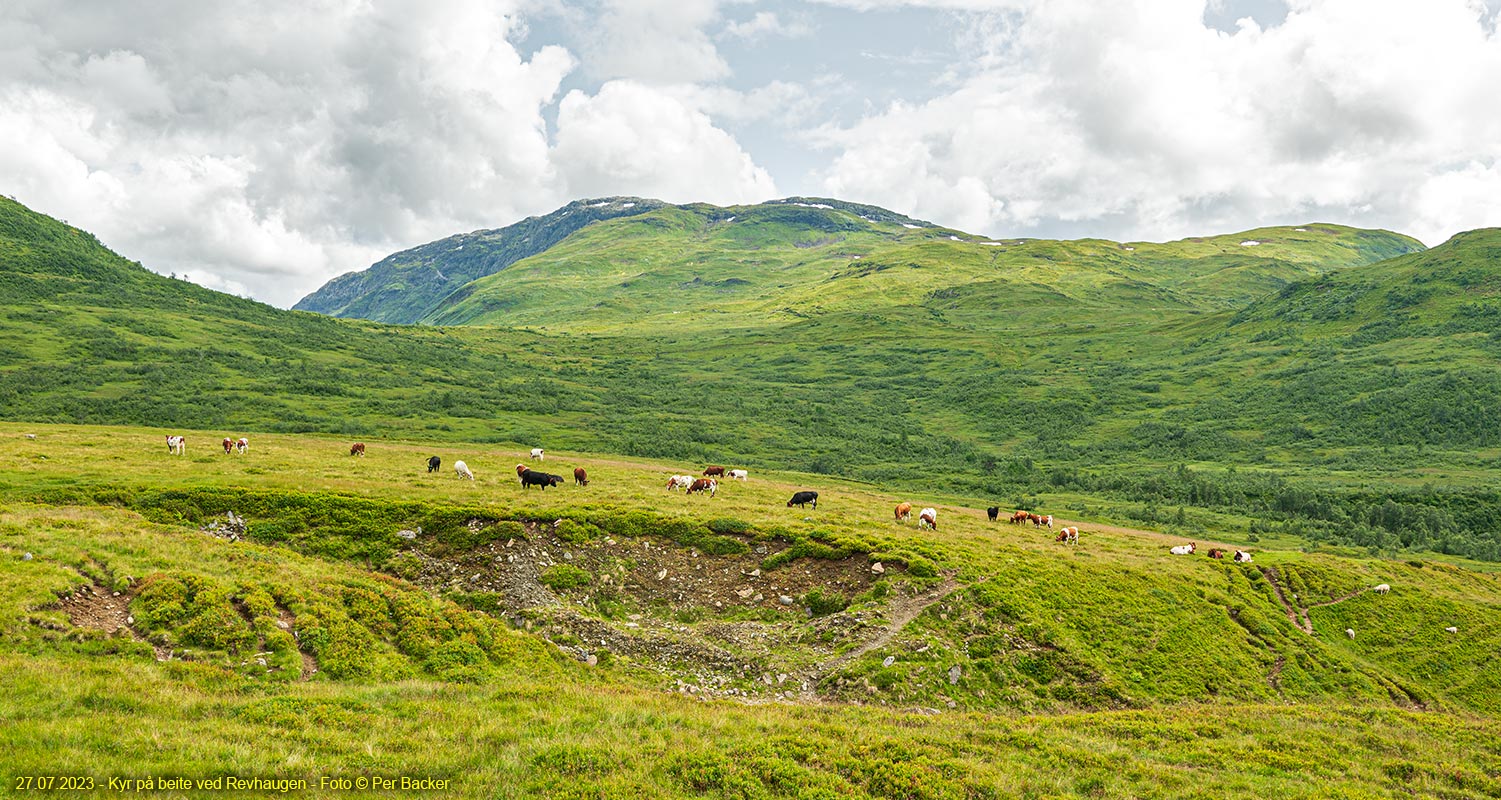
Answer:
[[292, 197, 668, 323], [300, 196, 1423, 332]]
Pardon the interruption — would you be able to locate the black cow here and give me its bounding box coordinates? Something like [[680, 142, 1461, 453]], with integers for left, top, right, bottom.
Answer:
[[427, 455, 442, 473], [986, 506, 999, 522], [787, 491, 818, 509], [521, 470, 564, 489]]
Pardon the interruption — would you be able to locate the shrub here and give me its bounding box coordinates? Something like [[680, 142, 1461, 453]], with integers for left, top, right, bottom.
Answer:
[[802, 587, 848, 617], [382, 552, 423, 581], [540, 564, 591, 591]]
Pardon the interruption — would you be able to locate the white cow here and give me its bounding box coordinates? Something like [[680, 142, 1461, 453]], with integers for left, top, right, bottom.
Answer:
[[165, 435, 186, 455], [727, 469, 749, 481], [917, 508, 938, 530], [235, 437, 248, 454], [1169, 542, 1196, 555], [666, 475, 694, 491], [1373, 584, 1390, 594], [530, 448, 545, 460], [454, 460, 475, 480], [1233, 550, 1253, 563]]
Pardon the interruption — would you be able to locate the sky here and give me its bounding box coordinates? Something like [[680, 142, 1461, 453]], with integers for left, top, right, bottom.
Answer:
[[3, 0, 1500, 308]]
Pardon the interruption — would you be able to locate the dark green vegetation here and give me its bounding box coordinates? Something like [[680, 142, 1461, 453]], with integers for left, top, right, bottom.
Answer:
[[1, 189, 1498, 572]]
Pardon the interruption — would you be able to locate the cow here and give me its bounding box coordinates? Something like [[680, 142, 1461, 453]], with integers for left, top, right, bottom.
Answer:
[[166, 435, 185, 455], [986, 506, 999, 522], [1207, 548, 1226, 559], [1233, 550, 1253, 563], [522, 470, 563, 489], [516, 463, 531, 477], [1010, 510, 1030, 524], [666, 475, 694, 491], [787, 491, 818, 509], [350, 442, 366, 457], [703, 466, 726, 477], [235, 437, 248, 454], [454, 460, 474, 480], [1373, 583, 1390, 594], [687, 478, 718, 497], [574, 467, 589, 486], [222, 437, 234, 454], [427, 456, 442, 473], [727, 469, 748, 481], [530, 448, 545, 460], [895, 502, 912, 522], [1055, 526, 1079, 544], [1346, 628, 1356, 640], [917, 508, 937, 530], [1042, 514, 1054, 529], [1169, 542, 1196, 555]]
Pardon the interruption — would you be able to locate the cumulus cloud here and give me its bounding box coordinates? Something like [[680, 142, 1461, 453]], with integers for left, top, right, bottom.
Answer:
[[577, 0, 731, 83], [723, 11, 815, 39], [553, 80, 778, 204], [816, 0, 1501, 244]]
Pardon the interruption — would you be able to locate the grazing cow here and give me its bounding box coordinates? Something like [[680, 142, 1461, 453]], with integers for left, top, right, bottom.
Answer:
[[1042, 514, 1053, 529], [1233, 550, 1253, 563], [787, 491, 818, 509], [666, 475, 694, 491], [1445, 626, 1458, 634], [350, 442, 365, 457], [530, 448, 545, 461], [522, 470, 563, 489], [454, 460, 474, 480], [222, 437, 234, 454], [574, 467, 589, 486], [895, 502, 912, 522], [703, 466, 726, 477], [986, 506, 999, 522], [687, 478, 718, 497], [1010, 510, 1030, 524], [166, 435, 186, 455], [917, 508, 938, 530], [235, 437, 248, 454], [1055, 526, 1079, 545], [1346, 628, 1356, 640], [727, 469, 748, 481], [1373, 583, 1390, 594], [427, 456, 442, 473], [1169, 542, 1196, 555], [1207, 548, 1226, 559]]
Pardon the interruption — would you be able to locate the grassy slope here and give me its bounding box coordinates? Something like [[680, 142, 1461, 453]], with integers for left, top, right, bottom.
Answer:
[[3, 422, 1501, 797]]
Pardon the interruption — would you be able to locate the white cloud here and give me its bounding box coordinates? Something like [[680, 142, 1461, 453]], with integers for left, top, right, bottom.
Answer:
[[553, 80, 778, 205], [723, 11, 814, 39], [815, 0, 1501, 244], [580, 0, 730, 83]]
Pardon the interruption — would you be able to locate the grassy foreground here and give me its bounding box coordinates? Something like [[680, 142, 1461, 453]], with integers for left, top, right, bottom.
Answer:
[[2, 422, 1501, 797]]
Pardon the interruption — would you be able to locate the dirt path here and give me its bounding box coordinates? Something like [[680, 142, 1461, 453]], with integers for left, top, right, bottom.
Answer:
[[1308, 587, 1371, 608], [802, 577, 962, 682], [1262, 568, 1314, 634]]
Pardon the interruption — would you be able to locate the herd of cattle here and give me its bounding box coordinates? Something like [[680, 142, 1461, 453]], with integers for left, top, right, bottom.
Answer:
[[164, 434, 1252, 558]]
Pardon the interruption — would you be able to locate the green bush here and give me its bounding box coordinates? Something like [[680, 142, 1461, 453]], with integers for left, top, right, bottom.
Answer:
[[540, 564, 591, 591], [802, 587, 848, 617]]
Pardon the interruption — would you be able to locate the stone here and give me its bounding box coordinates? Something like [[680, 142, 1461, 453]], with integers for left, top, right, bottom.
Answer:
[[735, 588, 754, 599], [871, 562, 885, 574], [882, 656, 896, 667], [656, 569, 668, 581], [755, 545, 767, 555], [779, 595, 795, 606], [586, 654, 598, 667], [395, 529, 418, 539], [22, 553, 33, 561], [948, 665, 962, 684]]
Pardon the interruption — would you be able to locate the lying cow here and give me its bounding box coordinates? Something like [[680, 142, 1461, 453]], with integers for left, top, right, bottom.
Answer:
[[687, 478, 718, 497], [1233, 550, 1253, 563], [1169, 542, 1196, 555], [917, 508, 937, 530], [427, 455, 442, 473], [1207, 548, 1226, 559], [787, 491, 818, 509]]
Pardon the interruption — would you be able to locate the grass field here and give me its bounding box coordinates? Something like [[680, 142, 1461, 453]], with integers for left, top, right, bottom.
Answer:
[[3, 422, 1501, 797]]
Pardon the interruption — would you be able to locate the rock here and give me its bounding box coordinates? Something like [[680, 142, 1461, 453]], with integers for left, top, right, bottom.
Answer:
[[1346, 628, 1355, 639], [395, 529, 418, 539], [735, 588, 754, 599], [946, 700, 957, 709], [882, 656, 896, 667], [656, 569, 668, 581], [22, 553, 33, 561], [948, 665, 961, 684], [127, 616, 134, 625], [754, 545, 767, 555], [586, 654, 598, 667], [779, 595, 795, 606], [276, 620, 290, 629], [747, 569, 761, 578], [871, 562, 885, 574]]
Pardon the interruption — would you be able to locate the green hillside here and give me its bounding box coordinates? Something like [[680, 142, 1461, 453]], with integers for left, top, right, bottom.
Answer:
[[3, 194, 1500, 564], [291, 197, 669, 323]]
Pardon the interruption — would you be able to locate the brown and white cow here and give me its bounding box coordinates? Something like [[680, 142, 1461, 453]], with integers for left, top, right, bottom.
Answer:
[[687, 478, 718, 497], [917, 508, 937, 530], [166, 435, 186, 455], [350, 442, 366, 457], [222, 437, 234, 454], [235, 437, 248, 454], [895, 502, 912, 522]]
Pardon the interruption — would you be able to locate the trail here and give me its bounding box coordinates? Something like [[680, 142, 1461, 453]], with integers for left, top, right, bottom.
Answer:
[[803, 577, 962, 682], [1262, 568, 1313, 634]]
